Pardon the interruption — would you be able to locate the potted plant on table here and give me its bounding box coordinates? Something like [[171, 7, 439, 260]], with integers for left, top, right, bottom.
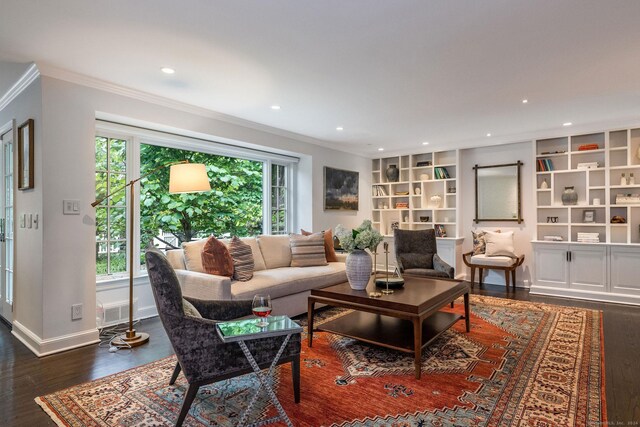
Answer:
[[335, 220, 384, 290]]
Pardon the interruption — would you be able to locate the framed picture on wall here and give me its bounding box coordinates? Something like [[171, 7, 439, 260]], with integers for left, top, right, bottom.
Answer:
[[18, 119, 34, 190], [323, 166, 359, 211]]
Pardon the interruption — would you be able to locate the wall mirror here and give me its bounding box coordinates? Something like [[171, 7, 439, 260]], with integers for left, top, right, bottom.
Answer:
[[474, 161, 523, 223]]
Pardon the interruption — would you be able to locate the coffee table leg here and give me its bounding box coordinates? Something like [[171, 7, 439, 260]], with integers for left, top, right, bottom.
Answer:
[[464, 292, 470, 332], [307, 298, 315, 347], [413, 317, 422, 379]]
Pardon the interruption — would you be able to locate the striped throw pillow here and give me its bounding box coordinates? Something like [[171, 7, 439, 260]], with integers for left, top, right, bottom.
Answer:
[[290, 232, 328, 267], [228, 236, 255, 281]]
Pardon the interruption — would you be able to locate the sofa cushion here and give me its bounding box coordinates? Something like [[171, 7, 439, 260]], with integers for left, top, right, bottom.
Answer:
[[232, 263, 347, 300], [470, 254, 516, 267], [301, 228, 338, 262], [485, 230, 516, 257], [257, 235, 292, 269], [290, 233, 328, 267], [182, 238, 208, 272], [228, 236, 254, 281], [202, 236, 234, 277]]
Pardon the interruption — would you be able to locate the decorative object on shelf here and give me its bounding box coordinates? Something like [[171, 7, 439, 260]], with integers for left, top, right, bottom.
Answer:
[[324, 167, 359, 211], [621, 173, 627, 186], [375, 242, 404, 293], [434, 224, 446, 237], [419, 173, 430, 181], [385, 164, 399, 182], [92, 160, 211, 348], [403, 215, 409, 223], [583, 210, 595, 223], [382, 203, 389, 209], [335, 220, 383, 290], [540, 178, 549, 189], [578, 144, 599, 151], [416, 160, 432, 167], [615, 194, 640, 204], [630, 173, 635, 185], [390, 221, 400, 231], [546, 216, 559, 223], [394, 191, 409, 195], [448, 186, 456, 193], [419, 216, 430, 222], [414, 187, 421, 195], [577, 162, 599, 169], [18, 119, 34, 190], [561, 186, 578, 205], [395, 201, 409, 209], [611, 216, 627, 224], [540, 150, 566, 155], [430, 194, 442, 208], [593, 198, 601, 206]]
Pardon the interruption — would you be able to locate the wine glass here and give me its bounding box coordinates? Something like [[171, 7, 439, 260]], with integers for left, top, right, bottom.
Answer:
[[252, 294, 272, 327]]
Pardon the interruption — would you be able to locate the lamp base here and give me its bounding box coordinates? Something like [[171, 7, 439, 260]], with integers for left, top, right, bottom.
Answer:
[[112, 330, 150, 348]]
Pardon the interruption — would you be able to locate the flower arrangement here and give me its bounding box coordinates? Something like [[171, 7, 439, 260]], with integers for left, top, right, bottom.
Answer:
[[335, 220, 384, 253]]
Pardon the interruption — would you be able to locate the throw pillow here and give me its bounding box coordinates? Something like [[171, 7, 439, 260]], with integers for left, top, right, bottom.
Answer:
[[484, 230, 516, 257], [201, 236, 234, 277], [228, 236, 255, 281], [181, 238, 208, 272], [257, 235, 292, 269], [301, 228, 338, 262], [182, 298, 202, 318], [290, 232, 328, 267], [472, 230, 486, 255]]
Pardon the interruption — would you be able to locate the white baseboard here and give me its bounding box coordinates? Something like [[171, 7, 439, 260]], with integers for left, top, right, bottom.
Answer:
[[12, 321, 100, 357], [530, 285, 640, 306]]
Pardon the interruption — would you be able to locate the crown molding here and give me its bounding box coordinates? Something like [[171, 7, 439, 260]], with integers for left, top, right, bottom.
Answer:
[[0, 63, 40, 112], [35, 63, 364, 157]]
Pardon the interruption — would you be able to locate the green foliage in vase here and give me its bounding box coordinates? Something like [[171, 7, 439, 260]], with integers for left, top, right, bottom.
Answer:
[[335, 220, 383, 253]]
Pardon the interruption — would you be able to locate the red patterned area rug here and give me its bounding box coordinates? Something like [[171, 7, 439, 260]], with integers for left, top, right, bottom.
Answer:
[[36, 295, 606, 426]]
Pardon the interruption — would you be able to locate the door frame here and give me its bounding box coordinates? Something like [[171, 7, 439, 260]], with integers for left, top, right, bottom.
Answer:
[[0, 119, 16, 324]]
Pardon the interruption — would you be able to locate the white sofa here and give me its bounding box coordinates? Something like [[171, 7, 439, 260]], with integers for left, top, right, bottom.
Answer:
[[166, 234, 347, 317]]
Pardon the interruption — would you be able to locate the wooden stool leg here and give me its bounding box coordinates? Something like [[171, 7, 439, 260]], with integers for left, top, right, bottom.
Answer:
[[504, 270, 510, 290]]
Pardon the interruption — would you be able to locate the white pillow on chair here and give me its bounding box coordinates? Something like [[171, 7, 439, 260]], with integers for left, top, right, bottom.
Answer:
[[484, 230, 516, 257]]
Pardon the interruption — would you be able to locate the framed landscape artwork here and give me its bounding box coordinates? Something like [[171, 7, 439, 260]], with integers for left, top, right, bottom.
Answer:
[[18, 119, 34, 190], [324, 166, 359, 211]]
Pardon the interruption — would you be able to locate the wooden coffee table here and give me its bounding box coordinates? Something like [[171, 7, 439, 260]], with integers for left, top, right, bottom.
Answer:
[[307, 276, 470, 379]]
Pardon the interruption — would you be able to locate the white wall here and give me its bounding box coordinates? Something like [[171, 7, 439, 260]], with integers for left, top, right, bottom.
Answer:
[[459, 141, 535, 287], [10, 74, 371, 354]]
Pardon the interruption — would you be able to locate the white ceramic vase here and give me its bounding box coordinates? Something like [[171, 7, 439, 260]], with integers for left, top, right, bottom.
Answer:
[[345, 249, 372, 290]]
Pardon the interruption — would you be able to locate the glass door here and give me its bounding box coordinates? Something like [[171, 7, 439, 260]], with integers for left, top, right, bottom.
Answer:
[[0, 128, 14, 324]]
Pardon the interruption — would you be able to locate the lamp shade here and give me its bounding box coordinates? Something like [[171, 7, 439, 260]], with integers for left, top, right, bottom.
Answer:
[[169, 163, 211, 193]]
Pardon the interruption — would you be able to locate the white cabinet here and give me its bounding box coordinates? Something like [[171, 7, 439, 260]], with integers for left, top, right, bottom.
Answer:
[[531, 242, 640, 305]]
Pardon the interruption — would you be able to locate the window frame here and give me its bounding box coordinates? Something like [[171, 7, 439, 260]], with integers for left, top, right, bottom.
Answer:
[[95, 122, 297, 284]]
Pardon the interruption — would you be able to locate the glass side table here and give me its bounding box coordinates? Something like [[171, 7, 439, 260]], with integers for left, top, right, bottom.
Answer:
[[216, 315, 302, 427]]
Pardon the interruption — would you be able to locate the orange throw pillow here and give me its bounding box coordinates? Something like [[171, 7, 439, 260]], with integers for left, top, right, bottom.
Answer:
[[201, 236, 234, 277], [301, 228, 338, 262]]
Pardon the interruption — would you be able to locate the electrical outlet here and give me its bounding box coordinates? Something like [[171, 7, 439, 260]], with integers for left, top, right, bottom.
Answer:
[[72, 303, 83, 320]]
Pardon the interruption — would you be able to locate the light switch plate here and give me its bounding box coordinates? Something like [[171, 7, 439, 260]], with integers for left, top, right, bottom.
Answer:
[[63, 199, 80, 215]]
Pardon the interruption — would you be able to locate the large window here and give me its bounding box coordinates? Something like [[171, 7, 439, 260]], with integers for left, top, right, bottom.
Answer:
[[95, 126, 295, 280]]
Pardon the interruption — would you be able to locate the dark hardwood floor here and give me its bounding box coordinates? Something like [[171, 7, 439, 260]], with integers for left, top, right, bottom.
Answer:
[[1, 285, 638, 426]]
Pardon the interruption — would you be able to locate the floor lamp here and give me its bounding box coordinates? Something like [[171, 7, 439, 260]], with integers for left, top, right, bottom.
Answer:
[[91, 160, 211, 347]]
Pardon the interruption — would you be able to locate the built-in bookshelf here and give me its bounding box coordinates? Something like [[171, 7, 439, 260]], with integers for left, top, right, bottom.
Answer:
[[371, 150, 460, 238], [534, 128, 640, 244]]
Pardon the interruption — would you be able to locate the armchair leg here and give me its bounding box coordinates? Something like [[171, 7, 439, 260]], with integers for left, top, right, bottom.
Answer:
[[292, 355, 300, 404], [512, 269, 517, 289], [170, 362, 181, 385], [175, 383, 199, 427], [470, 267, 476, 288], [479, 268, 484, 286]]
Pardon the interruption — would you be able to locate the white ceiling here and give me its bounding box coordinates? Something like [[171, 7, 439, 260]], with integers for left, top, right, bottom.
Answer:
[[1, 0, 640, 155]]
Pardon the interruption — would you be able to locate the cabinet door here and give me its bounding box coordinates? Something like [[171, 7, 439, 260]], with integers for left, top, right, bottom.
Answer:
[[534, 244, 569, 288], [610, 246, 640, 296], [568, 245, 608, 292]]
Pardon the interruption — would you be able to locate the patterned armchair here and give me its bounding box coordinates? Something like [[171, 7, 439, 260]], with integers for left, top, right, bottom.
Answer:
[[393, 229, 454, 279], [145, 249, 301, 427]]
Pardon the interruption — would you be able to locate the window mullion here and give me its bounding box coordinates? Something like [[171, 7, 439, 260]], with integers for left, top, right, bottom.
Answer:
[[263, 160, 272, 235]]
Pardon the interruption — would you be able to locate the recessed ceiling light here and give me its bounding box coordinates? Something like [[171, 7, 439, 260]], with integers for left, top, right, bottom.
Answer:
[[486, 133, 492, 137], [378, 148, 384, 152], [563, 122, 573, 127], [336, 126, 344, 131], [271, 105, 281, 110], [422, 141, 430, 145], [161, 67, 175, 74], [522, 99, 528, 104]]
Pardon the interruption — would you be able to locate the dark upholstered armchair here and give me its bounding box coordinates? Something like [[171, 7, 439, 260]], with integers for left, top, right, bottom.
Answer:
[[145, 249, 301, 427], [393, 229, 454, 279]]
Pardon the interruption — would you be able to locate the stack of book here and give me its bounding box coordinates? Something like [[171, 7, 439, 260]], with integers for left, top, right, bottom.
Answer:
[[578, 144, 599, 151], [577, 232, 600, 243], [537, 158, 554, 171], [434, 167, 451, 179], [372, 185, 387, 196], [543, 235, 563, 241]]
